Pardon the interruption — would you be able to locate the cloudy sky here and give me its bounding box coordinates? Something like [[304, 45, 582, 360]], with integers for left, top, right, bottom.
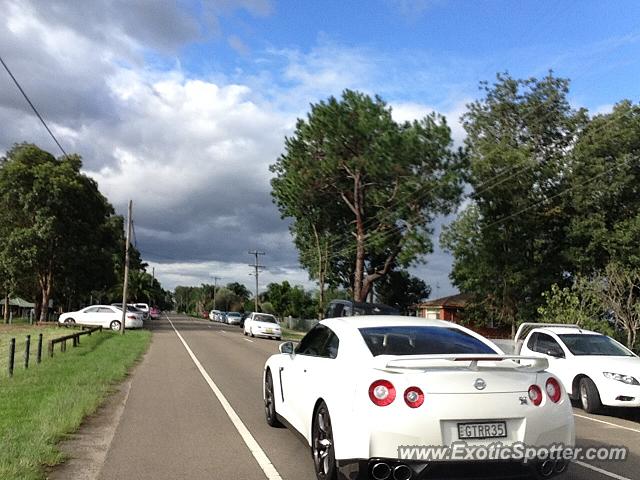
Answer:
[[2, 1, 640, 298]]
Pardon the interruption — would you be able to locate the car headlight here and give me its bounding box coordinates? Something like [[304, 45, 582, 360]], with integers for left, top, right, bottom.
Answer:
[[603, 372, 640, 385]]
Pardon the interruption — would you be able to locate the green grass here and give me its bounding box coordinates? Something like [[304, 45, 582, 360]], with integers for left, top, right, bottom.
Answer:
[[0, 325, 69, 378], [280, 326, 305, 341], [0, 328, 151, 480]]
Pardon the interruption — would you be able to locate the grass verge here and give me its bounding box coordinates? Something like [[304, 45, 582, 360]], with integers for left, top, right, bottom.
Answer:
[[0, 328, 151, 480], [281, 326, 306, 341]]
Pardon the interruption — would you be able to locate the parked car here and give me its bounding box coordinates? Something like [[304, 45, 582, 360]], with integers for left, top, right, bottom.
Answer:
[[324, 299, 399, 319], [110, 303, 146, 322], [514, 323, 640, 414], [225, 312, 242, 325], [243, 312, 281, 340], [149, 306, 160, 319], [133, 303, 150, 319], [209, 309, 221, 321], [263, 316, 574, 480], [58, 305, 143, 330]]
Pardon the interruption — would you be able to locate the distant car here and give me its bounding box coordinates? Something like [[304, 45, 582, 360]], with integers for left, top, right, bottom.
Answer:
[[263, 316, 574, 480], [244, 312, 281, 340], [209, 309, 221, 321], [110, 303, 146, 323], [225, 312, 242, 325], [515, 323, 640, 414], [149, 306, 160, 319], [59, 305, 143, 330], [324, 299, 399, 319], [133, 303, 150, 320]]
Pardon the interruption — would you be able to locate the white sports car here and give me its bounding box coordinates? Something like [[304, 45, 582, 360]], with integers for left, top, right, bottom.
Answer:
[[263, 317, 574, 480]]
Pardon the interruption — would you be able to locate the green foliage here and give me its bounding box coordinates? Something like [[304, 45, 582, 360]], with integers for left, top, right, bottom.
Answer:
[[261, 281, 316, 318], [442, 73, 588, 331], [537, 281, 614, 336], [271, 89, 464, 301], [376, 270, 431, 313], [565, 101, 640, 274]]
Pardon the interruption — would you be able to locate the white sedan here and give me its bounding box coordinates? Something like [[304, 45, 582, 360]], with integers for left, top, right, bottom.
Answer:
[[244, 312, 281, 340], [263, 317, 574, 480], [517, 323, 640, 413], [58, 305, 144, 330]]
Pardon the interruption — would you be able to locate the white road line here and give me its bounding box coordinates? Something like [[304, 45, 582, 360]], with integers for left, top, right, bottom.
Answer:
[[574, 460, 632, 480], [573, 413, 640, 434], [244, 338, 254, 343], [165, 314, 282, 480]]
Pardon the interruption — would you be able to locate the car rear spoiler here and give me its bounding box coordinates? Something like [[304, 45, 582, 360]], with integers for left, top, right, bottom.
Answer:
[[379, 354, 549, 373]]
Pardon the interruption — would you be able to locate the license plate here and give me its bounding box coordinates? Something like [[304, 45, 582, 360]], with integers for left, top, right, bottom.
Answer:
[[457, 421, 507, 439], [265, 329, 273, 334]]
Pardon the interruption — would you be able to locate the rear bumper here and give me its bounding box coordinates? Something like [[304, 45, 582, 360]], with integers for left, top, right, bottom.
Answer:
[[125, 318, 144, 329], [336, 458, 569, 480]]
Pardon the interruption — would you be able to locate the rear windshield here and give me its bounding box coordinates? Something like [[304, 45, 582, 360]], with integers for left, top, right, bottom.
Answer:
[[255, 314, 277, 324], [359, 326, 497, 356], [558, 334, 634, 356]]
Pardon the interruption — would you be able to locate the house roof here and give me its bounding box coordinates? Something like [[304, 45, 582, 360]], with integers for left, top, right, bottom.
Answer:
[[416, 292, 471, 309]]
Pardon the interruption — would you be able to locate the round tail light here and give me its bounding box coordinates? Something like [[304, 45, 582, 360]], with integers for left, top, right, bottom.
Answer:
[[369, 380, 396, 406], [546, 377, 562, 403], [404, 386, 424, 408], [528, 385, 543, 406]]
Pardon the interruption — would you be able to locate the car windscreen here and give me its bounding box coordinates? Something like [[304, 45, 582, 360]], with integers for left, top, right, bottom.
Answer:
[[558, 334, 634, 356], [255, 314, 277, 323], [359, 326, 497, 356], [227, 312, 241, 317]]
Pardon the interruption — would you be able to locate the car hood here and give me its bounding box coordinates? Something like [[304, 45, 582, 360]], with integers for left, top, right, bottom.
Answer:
[[573, 355, 640, 376]]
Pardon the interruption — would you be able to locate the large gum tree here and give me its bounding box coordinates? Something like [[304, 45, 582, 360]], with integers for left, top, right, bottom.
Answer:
[[271, 90, 464, 302]]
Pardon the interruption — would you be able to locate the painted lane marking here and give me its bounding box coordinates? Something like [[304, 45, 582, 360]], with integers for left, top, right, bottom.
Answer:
[[166, 314, 282, 480], [574, 460, 632, 480], [573, 413, 640, 434], [244, 338, 254, 343]]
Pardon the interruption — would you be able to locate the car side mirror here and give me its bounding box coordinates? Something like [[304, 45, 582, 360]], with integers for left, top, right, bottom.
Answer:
[[279, 341, 294, 355]]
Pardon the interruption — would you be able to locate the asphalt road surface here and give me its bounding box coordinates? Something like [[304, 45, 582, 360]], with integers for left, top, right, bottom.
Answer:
[[96, 314, 640, 480]]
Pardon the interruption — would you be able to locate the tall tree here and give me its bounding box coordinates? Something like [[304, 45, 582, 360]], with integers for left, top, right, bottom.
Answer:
[[442, 73, 588, 333], [566, 101, 640, 274], [376, 270, 431, 314], [271, 90, 464, 302], [0, 144, 116, 321]]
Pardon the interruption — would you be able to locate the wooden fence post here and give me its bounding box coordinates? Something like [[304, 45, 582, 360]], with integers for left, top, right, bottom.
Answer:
[[37, 334, 43, 364], [24, 335, 30, 369], [8, 338, 15, 377]]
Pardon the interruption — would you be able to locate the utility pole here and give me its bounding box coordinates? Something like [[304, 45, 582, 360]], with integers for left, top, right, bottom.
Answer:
[[248, 250, 265, 312], [211, 275, 221, 310], [120, 200, 132, 335]]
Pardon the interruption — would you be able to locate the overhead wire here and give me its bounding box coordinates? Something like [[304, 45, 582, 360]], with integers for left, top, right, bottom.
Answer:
[[0, 54, 68, 158]]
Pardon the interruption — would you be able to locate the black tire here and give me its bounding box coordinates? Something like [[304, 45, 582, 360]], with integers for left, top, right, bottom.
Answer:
[[264, 370, 283, 427], [580, 377, 603, 414], [250, 328, 255, 338], [312, 401, 337, 480], [65, 318, 76, 325], [109, 320, 121, 331]]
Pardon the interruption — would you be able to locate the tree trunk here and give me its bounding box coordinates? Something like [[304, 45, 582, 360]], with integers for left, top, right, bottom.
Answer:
[[3, 293, 8, 324], [38, 271, 53, 322], [627, 329, 634, 350], [353, 173, 366, 302]]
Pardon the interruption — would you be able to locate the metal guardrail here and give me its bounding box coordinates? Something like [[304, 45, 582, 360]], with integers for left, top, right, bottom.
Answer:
[[48, 325, 103, 357]]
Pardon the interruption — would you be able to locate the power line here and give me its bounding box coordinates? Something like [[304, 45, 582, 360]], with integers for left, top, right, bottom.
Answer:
[[0, 54, 68, 158], [248, 250, 265, 312]]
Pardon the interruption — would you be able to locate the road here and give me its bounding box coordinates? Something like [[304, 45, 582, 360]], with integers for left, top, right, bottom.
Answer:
[[95, 314, 639, 480]]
